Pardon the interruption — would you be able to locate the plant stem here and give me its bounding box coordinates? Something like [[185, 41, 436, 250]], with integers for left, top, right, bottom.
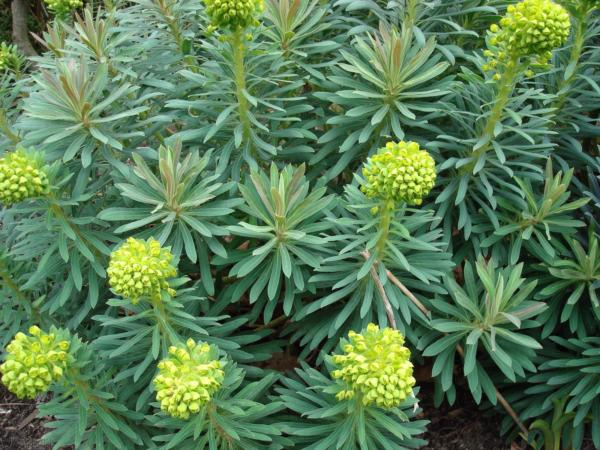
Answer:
[[455, 344, 528, 436], [552, 12, 588, 116], [0, 109, 20, 144], [374, 200, 395, 259], [231, 29, 253, 150], [471, 59, 520, 162], [0, 266, 41, 324], [151, 296, 178, 350]]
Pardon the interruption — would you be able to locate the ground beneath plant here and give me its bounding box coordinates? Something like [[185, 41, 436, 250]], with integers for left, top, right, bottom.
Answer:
[[0, 384, 50, 450], [0, 375, 594, 450]]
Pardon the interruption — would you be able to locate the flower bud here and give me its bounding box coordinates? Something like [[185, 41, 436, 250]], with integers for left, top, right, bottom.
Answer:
[[485, 0, 570, 74], [203, 0, 263, 31], [0, 149, 50, 206], [0, 43, 21, 72], [330, 323, 415, 409], [43, 0, 82, 16], [1, 327, 71, 399], [107, 237, 177, 304], [361, 141, 436, 206], [153, 341, 224, 420]]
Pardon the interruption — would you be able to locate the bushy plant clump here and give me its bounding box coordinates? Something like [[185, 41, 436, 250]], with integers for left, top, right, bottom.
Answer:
[[0, 0, 598, 449]]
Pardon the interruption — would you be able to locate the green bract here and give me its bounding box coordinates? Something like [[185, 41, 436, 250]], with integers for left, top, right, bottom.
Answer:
[[0, 43, 20, 73], [0, 148, 49, 206], [361, 141, 436, 206], [107, 237, 177, 304], [331, 323, 416, 408], [0, 326, 71, 399], [153, 339, 224, 419], [44, 0, 82, 16], [203, 0, 264, 31], [486, 0, 571, 70]]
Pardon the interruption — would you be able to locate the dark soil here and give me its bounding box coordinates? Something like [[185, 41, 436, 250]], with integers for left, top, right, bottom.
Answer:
[[0, 384, 50, 450], [0, 374, 594, 450], [418, 383, 511, 450]]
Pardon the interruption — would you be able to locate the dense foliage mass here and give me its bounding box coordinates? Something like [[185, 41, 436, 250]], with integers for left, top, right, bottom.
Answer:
[[0, 0, 598, 449]]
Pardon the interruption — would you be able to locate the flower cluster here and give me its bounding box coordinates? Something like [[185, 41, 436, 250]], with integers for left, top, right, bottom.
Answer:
[[484, 0, 571, 76], [0, 43, 20, 72], [331, 323, 416, 409], [203, 0, 264, 31], [153, 340, 225, 419], [0, 149, 50, 206], [361, 141, 436, 206], [0, 326, 71, 399], [44, 0, 82, 16], [107, 237, 177, 304]]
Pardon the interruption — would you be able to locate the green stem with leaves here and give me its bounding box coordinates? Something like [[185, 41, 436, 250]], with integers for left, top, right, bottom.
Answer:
[[374, 199, 395, 259], [231, 29, 253, 150], [552, 9, 589, 115], [0, 109, 20, 144], [150, 296, 179, 352], [0, 264, 41, 324], [473, 59, 520, 158]]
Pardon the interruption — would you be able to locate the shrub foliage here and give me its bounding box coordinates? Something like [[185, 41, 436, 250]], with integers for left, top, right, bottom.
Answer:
[[0, 0, 599, 449]]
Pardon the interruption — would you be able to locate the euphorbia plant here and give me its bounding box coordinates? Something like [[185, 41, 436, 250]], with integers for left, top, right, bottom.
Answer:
[[0, 0, 599, 449]]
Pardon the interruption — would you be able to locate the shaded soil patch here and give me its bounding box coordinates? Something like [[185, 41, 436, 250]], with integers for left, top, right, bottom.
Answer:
[[419, 383, 510, 450], [0, 384, 49, 450]]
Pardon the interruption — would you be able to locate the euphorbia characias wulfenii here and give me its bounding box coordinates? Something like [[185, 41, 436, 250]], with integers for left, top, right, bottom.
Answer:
[[153, 339, 224, 419], [203, 0, 264, 31], [43, 0, 82, 16], [107, 237, 177, 304], [485, 0, 571, 72], [331, 323, 416, 408], [361, 141, 436, 206], [0, 43, 20, 72], [0, 326, 71, 399], [0, 148, 49, 206]]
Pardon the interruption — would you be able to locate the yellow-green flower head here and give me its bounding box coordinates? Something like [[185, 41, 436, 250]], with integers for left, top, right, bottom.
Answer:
[[0, 326, 71, 399], [153, 339, 224, 419], [107, 237, 177, 304], [0, 43, 20, 72], [203, 0, 264, 31], [331, 323, 416, 409], [361, 141, 436, 206], [0, 149, 50, 206], [44, 0, 82, 16], [488, 0, 570, 62]]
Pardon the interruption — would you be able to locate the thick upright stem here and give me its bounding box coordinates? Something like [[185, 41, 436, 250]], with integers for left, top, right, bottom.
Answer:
[[231, 29, 252, 149], [374, 200, 395, 259], [552, 15, 588, 115], [472, 59, 520, 160], [0, 109, 21, 144]]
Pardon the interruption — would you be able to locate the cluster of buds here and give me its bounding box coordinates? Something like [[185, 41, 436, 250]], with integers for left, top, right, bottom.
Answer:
[[483, 0, 571, 79], [0, 149, 50, 206], [361, 141, 436, 206], [153, 339, 224, 419], [331, 323, 416, 409], [107, 237, 177, 304], [203, 0, 264, 31], [1, 326, 71, 399], [0, 43, 21, 72], [43, 0, 82, 16]]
